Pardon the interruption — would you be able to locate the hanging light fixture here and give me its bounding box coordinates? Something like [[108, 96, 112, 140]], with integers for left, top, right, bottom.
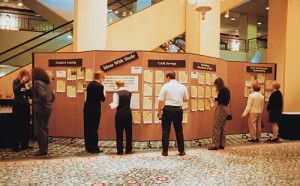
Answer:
[[188, 0, 212, 20], [17, 0, 23, 6]]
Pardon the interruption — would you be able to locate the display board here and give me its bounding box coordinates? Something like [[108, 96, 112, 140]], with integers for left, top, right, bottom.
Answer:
[[33, 51, 276, 141]]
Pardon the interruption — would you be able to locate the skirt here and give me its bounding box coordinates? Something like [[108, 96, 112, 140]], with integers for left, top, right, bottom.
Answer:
[[269, 109, 282, 123]]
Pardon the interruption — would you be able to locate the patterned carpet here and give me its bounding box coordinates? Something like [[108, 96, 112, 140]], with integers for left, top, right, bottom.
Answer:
[[1, 135, 300, 185]]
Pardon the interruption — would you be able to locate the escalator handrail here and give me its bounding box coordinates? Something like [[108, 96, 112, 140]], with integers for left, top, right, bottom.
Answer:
[[0, 20, 74, 56]]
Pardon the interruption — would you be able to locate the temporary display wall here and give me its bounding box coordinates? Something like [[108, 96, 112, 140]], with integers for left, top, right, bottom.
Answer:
[[33, 51, 276, 141]]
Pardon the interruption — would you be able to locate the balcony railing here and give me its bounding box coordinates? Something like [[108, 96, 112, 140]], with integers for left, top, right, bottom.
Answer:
[[0, 14, 54, 32], [220, 36, 246, 52], [220, 36, 267, 52]]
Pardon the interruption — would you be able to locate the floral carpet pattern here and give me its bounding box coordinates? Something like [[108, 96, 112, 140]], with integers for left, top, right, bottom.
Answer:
[[0, 136, 299, 185]]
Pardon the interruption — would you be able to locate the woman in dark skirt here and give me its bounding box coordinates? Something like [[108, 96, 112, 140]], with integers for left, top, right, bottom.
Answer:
[[266, 81, 283, 142]]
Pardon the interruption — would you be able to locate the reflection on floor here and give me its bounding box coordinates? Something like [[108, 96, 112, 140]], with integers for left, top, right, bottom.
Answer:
[[1, 135, 299, 185]]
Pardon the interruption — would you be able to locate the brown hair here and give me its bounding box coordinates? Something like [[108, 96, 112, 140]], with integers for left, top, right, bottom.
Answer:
[[16, 69, 30, 81], [94, 70, 106, 80], [166, 71, 176, 79], [32, 67, 50, 84], [115, 79, 125, 87], [214, 78, 225, 91], [252, 83, 261, 92], [272, 81, 280, 90]]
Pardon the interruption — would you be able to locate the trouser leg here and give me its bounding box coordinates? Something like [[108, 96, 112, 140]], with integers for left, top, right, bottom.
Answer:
[[115, 122, 124, 153], [256, 113, 262, 139], [20, 105, 30, 148], [248, 113, 257, 140], [220, 120, 227, 147], [125, 122, 132, 152], [172, 109, 184, 153], [162, 109, 172, 153]]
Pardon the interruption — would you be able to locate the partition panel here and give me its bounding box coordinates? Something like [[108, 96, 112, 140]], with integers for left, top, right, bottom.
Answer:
[[33, 51, 276, 141]]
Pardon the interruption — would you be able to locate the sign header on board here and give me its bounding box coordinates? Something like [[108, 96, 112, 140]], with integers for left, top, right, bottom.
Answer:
[[100, 52, 139, 72], [49, 59, 82, 67]]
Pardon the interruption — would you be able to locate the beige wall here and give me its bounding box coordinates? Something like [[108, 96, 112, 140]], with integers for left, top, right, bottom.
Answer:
[[283, 0, 300, 112], [106, 0, 185, 50]]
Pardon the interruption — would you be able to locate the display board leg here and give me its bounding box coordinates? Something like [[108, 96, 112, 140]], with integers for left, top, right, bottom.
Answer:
[[242, 134, 248, 139]]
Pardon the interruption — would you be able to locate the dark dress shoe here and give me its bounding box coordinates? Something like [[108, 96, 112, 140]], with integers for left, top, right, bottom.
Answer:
[[208, 146, 219, 150], [266, 138, 279, 142], [178, 152, 186, 156], [125, 151, 132, 154], [219, 146, 225, 149], [94, 149, 103, 153], [117, 152, 123, 155], [33, 151, 47, 156], [12, 148, 20, 152], [161, 152, 168, 156], [20, 146, 34, 150], [248, 139, 259, 142]]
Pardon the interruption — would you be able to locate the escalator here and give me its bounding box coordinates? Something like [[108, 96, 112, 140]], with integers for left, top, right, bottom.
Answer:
[[0, 0, 185, 77], [0, 21, 73, 77]]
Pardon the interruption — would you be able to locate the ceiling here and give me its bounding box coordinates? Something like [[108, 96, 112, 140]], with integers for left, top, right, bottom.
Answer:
[[0, 0, 269, 38], [221, 0, 269, 37]]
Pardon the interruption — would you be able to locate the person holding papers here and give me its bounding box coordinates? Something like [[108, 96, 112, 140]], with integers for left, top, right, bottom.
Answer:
[[110, 79, 133, 155]]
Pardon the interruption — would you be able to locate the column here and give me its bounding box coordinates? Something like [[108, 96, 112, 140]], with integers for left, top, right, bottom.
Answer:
[[282, 0, 300, 112], [185, 0, 220, 58], [73, 0, 107, 52], [239, 14, 257, 40], [267, 0, 300, 112]]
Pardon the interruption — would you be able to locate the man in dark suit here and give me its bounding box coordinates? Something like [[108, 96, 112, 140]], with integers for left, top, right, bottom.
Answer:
[[84, 71, 106, 153]]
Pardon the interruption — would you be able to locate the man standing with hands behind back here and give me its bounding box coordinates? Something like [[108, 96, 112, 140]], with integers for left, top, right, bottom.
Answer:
[[157, 71, 189, 156]]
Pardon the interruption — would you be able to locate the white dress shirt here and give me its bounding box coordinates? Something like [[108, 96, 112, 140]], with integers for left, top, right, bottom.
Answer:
[[242, 91, 264, 116], [158, 79, 189, 106]]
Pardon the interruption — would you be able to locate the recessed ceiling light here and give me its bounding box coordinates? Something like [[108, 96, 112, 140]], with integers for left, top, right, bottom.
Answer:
[[257, 22, 262, 25], [17, 2, 23, 6], [266, 7, 269, 10], [231, 18, 236, 21]]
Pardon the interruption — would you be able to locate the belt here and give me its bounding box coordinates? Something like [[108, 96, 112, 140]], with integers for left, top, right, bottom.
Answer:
[[164, 105, 182, 108]]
